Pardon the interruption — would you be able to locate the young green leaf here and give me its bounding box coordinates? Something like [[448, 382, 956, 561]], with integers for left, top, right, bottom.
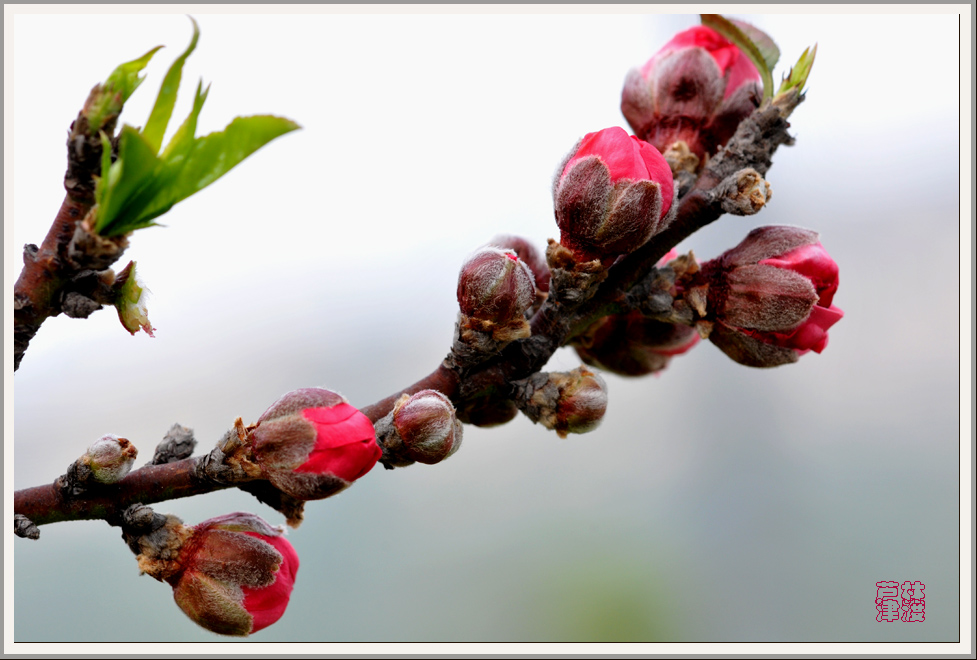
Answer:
[[777, 44, 817, 96], [85, 45, 163, 133], [139, 115, 301, 224], [729, 19, 779, 71], [142, 17, 200, 154], [94, 126, 164, 235], [701, 13, 775, 101]]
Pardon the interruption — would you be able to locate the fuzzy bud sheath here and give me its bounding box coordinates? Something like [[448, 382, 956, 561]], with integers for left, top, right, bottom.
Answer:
[[250, 388, 381, 499], [691, 225, 844, 368], [487, 234, 551, 294], [456, 247, 536, 346], [133, 511, 299, 636], [514, 366, 609, 438], [553, 127, 675, 264], [621, 25, 762, 162], [375, 390, 463, 468]]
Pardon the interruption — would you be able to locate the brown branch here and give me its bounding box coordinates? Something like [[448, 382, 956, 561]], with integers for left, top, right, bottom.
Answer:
[[13, 92, 803, 530]]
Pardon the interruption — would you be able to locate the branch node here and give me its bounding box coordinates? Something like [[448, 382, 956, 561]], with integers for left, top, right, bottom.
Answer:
[[14, 514, 40, 540]]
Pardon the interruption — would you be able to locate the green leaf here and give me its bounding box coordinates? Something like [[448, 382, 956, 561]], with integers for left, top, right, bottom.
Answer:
[[86, 45, 163, 131], [93, 125, 163, 235], [160, 79, 210, 162], [701, 13, 775, 101], [139, 115, 301, 223], [777, 44, 818, 96], [729, 19, 779, 71], [142, 17, 200, 154]]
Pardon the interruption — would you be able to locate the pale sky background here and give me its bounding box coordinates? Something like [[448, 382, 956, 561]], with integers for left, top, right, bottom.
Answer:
[[5, 5, 971, 652]]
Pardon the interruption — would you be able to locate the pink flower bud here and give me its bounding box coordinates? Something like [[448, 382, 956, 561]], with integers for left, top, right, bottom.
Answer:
[[622, 25, 762, 160], [168, 512, 299, 636], [81, 434, 137, 483], [575, 312, 699, 377], [392, 390, 463, 464], [554, 127, 674, 262], [700, 226, 844, 367], [251, 388, 381, 500], [457, 247, 536, 324]]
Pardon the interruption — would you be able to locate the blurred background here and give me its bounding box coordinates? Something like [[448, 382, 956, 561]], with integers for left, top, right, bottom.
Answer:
[[8, 9, 965, 646]]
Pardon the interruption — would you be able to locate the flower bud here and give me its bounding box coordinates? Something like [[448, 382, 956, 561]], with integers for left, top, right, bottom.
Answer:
[[487, 234, 551, 294], [574, 312, 699, 377], [81, 433, 138, 483], [698, 226, 844, 367], [114, 260, 155, 337], [554, 127, 674, 262], [515, 366, 609, 438], [621, 25, 763, 161], [140, 512, 299, 636], [391, 390, 463, 464], [250, 388, 381, 500], [458, 247, 536, 324]]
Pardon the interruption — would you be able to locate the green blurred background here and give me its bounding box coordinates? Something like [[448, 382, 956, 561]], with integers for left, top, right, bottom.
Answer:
[[9, 10, 963, 644]]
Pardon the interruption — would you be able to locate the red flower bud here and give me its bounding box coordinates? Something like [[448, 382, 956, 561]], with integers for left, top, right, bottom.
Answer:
[[251, 388, 381, 500], [392, 390, 463, 464], [575, 312, 699, 377], [516, 367, 609, 438], [554, 127, 674, 262], [700, 226, 844, 367], [622, 25, 762, 160], [167, 512, 299, 636], [457, 247, 536, 325]]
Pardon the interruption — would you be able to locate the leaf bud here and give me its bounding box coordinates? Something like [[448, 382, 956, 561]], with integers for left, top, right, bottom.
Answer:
[[113, 260, 156, 337], [81, 433, 138, 484], [554, 127, 674, 263]]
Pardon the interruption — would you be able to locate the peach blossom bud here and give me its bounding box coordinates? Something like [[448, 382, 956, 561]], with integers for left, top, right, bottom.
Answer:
[[457, 247, 536, 325], [515, 367, 609, 438], [622, 25, 763, 160], [392, 390, 463, 465], [574, 312, 699, 377], [554, 127, 674, 262], [251, 388, 381, 500], [488, 234, 551, 293], [166, 512, 299, 636]]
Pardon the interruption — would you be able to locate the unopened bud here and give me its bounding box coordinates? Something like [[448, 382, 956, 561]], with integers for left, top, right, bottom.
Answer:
[[515, 366, 609, 438], [249, 388, 381, 500], [133, 511, 299, 636], [487, 234, 551, 294], [574, 312, 699, 377], [458, 247, 536, 324], [81, 434, 138, 484], [391, 390, 463, 465], [621, 24, 763, 160], [554, 127, 674, 263], [456, 397, 519, 428], [694, 226, 844, 367]]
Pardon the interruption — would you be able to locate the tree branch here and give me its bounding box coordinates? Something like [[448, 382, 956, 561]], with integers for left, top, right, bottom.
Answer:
[[13, 92, 803, 531]]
